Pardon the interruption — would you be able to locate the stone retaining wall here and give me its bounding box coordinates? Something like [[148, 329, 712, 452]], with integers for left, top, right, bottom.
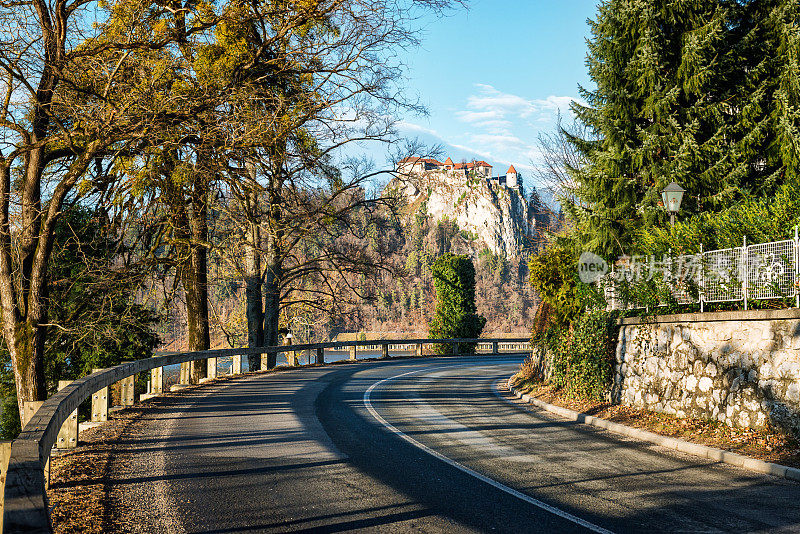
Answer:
[[614, 309, 800, 434]]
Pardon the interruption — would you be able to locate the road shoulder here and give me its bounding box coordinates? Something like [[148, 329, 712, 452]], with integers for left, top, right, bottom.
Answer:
[[506, 377, 800, 482]]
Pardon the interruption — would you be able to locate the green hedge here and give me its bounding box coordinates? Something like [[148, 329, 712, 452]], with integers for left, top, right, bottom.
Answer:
[[543, 309, 617, 400], [428, 253, 486, 354]]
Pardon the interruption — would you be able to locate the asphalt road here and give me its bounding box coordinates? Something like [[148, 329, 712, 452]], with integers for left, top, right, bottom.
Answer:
[[105, 356, 800, 533]]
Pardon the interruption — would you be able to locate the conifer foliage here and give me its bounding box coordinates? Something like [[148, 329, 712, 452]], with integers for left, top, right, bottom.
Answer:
[[428, 253, 486, 354], [568, 0, 800, 258]]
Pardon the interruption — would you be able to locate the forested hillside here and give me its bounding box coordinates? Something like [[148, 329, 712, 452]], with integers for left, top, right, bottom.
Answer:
[[156, 201, 547, 350]]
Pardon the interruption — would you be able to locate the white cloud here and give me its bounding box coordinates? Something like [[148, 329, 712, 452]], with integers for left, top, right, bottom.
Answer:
[[394, 86, 586, 188], [457, 84, 584, 128], [533, 95, 583, 113], [454, 110, 503, 123], [470, 133, 528, 151], [395, 120, 441, 137]]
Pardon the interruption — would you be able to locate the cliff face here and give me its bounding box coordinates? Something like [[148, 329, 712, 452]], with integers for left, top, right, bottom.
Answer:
[[399, 171, 549, 258]]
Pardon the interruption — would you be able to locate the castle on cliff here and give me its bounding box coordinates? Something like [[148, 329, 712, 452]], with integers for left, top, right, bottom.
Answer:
[[398, 156, 520, 188]]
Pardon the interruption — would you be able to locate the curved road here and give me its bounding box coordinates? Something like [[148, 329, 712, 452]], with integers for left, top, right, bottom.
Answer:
[[104, 356, 800, 533]]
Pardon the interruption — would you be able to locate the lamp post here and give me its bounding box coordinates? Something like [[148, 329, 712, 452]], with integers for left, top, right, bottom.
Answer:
[[661, 182, 685, 226]]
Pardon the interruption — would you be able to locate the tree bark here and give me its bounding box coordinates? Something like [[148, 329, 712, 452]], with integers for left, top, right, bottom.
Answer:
[[165, 153, 211, 383], [262, 156, 284, 369], [245, 207, 264, 371], [263, 239, 281, 369], [183, 168, 211, 382]]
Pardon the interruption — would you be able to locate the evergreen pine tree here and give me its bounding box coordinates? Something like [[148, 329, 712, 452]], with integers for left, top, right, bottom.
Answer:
[[567, 0, 798, 258]]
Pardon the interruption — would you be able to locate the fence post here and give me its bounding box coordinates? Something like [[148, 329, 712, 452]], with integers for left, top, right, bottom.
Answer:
[[743, 235, 748, 311], [795, 226, 799, 308], [56, 381, 78, 449], [231, 354, 242, 375], [91, 369, 110, 422], [700, 243, 704, 313], [416, 343, 423, 357], [349, 345, 356, 361], [451, 342, 458, 355], [492, 341, 499, 354], [381, 343, 389, 359], [316, 347, 324, 365]]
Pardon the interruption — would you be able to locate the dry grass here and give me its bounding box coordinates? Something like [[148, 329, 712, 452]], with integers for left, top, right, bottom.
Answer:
[[512, 377, 800, 468]]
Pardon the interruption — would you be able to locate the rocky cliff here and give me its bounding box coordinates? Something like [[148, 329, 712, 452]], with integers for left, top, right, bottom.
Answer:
[[396, 170, 550, 258]]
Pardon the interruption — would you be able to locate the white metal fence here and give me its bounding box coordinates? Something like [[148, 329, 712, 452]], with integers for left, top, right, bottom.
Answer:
[[604, 229, 800, 311]]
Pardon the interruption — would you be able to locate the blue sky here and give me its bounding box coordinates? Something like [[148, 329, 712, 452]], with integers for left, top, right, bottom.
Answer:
[[388, 0, 600, 186]]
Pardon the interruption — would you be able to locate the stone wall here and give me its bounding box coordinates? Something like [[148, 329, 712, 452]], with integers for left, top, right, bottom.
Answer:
[[614, 309, 800, 435]]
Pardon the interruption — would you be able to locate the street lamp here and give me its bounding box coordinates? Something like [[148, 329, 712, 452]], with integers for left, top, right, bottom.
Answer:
[[661, 182, 685, 226]]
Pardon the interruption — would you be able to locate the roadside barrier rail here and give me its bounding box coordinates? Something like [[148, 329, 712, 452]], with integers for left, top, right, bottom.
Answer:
[[1, 336, 529, 533], [603, 228, 800, 312]]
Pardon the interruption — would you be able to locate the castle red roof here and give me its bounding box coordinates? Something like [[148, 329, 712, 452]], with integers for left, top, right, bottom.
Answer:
[[453, 160, 493, 170], [399, 157, 442, 165], [444, 157, 454, 166], [507, 165, 517, 174]]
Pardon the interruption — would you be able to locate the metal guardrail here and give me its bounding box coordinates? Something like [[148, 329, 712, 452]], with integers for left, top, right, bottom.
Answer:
[[1, 337, 529, 533]]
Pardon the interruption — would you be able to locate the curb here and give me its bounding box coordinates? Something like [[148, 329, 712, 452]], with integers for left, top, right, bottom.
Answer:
[[506, 378, 800, 483]]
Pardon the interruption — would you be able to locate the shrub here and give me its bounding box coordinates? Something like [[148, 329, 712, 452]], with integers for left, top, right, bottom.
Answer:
[[428, 253, 486, 354], [528, 243, 584, 329], [564, 310, 617, 399], [534, 309, 617, 401]]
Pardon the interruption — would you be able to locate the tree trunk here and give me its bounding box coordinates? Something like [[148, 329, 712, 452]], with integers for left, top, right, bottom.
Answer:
[[245, 213, 264, 371], [183, 173, 211, 382], [0, 145, 51, 421], [263, 241, 281, 369], [166, 152, 211, 383], [4, 320, 48, 422]]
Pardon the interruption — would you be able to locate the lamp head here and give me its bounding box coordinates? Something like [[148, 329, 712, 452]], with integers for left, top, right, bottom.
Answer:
[[661, 182, 685, 214]]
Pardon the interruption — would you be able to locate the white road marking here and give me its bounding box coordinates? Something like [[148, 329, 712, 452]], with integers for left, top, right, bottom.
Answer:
[[405, 392, 538, 462], [363, 365, 616, 534]]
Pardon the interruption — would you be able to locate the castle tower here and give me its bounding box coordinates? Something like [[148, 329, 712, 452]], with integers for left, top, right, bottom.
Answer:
[[443, 157, 454, 171], [506, 165, 518, 188]]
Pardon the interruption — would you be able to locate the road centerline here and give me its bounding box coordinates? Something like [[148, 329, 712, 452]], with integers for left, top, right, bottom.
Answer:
[[362, 364, 616, 534]]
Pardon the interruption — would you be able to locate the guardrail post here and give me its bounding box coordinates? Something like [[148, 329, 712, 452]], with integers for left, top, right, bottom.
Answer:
[[118, 375, 135, 407], [349, 345, 356, 361], [451, 342, 458, 355], [316, 347, 324, 365], [21, 401, 49, 489], [261, 352, 270, 370], [207, 357, 217, 379], [91, 369, 110, 422], [0, 440, 11, 533], [56, 381, 78, 449], [492, 341, 499, 354], [179, 362, 191, 385], [231, 354, 242, 375], [382, 344, 389, 359], [22, 401, 43, 428], [416, 343, 422, 357], [141, 359, 163, 402], [150, 357, 164, 394]]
